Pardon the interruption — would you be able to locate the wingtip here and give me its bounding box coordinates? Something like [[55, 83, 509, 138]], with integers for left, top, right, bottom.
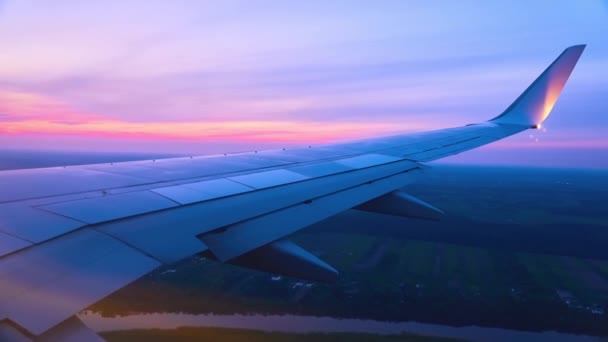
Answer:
[[566, 44, 587, 54], [569, 44, 586, 49], [490, 45, 585, 126]]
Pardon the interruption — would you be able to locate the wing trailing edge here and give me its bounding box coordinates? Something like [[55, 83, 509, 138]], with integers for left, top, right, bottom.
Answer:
[[490, 44, 585, 127]]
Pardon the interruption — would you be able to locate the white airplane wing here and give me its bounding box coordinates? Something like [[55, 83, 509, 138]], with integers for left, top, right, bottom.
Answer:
[[0, 45, 585, 341]]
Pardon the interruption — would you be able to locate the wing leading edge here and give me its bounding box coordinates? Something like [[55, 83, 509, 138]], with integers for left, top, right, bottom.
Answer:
[[0, 45, 585, 341]]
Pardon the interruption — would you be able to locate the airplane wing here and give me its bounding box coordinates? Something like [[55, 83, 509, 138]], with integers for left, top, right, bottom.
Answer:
[[0, 45, 585, 341]]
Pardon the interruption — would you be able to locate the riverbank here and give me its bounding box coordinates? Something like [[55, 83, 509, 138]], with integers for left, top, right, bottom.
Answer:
[[101, 326, 465, 342], [80, 312, 600, 342]]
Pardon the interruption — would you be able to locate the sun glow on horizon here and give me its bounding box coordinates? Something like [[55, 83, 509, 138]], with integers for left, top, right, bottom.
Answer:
[[0, 118, 414, 143]]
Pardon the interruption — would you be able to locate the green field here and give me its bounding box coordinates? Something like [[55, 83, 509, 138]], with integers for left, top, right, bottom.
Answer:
[[91, 166, 608, 336]]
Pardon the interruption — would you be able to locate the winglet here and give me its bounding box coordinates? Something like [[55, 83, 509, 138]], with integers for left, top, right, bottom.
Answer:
[[490, 45, 585, 127]]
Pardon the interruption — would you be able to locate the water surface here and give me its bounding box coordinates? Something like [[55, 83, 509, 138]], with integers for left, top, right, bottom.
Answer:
[[80, 312, 601, 342]]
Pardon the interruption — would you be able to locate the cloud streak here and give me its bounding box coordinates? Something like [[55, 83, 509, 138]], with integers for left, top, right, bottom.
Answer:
[[0, 118, 406, 143], [0, 1, 606, 167]]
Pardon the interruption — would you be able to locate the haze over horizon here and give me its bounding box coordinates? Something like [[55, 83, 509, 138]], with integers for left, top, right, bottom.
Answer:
[[0, 1, 606, 168]]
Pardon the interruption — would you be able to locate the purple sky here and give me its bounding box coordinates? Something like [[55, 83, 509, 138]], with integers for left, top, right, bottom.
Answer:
[[0, 1, 606, 168]]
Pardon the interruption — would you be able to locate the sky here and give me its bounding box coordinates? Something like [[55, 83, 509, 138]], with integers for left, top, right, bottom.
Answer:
[[0, 1, 606, 168]]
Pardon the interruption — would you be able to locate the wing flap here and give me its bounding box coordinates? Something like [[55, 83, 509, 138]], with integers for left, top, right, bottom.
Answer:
[[0, 229, 160, 335], [0, 232, 31, 258], [0, 203, 85, 246], [200, 167, 424, 261]]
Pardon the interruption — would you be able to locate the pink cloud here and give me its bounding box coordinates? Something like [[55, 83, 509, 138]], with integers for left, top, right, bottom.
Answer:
[[0, 89, 101, 122], [0, 89, 409, 144], [0, 118, 405, 142]]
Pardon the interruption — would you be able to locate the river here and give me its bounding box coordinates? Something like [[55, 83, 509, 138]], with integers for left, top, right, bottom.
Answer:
[[79, 312, 603, 342]]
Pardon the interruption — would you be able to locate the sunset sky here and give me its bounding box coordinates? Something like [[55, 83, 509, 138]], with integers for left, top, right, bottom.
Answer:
[[0, 1, 606, 168]]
